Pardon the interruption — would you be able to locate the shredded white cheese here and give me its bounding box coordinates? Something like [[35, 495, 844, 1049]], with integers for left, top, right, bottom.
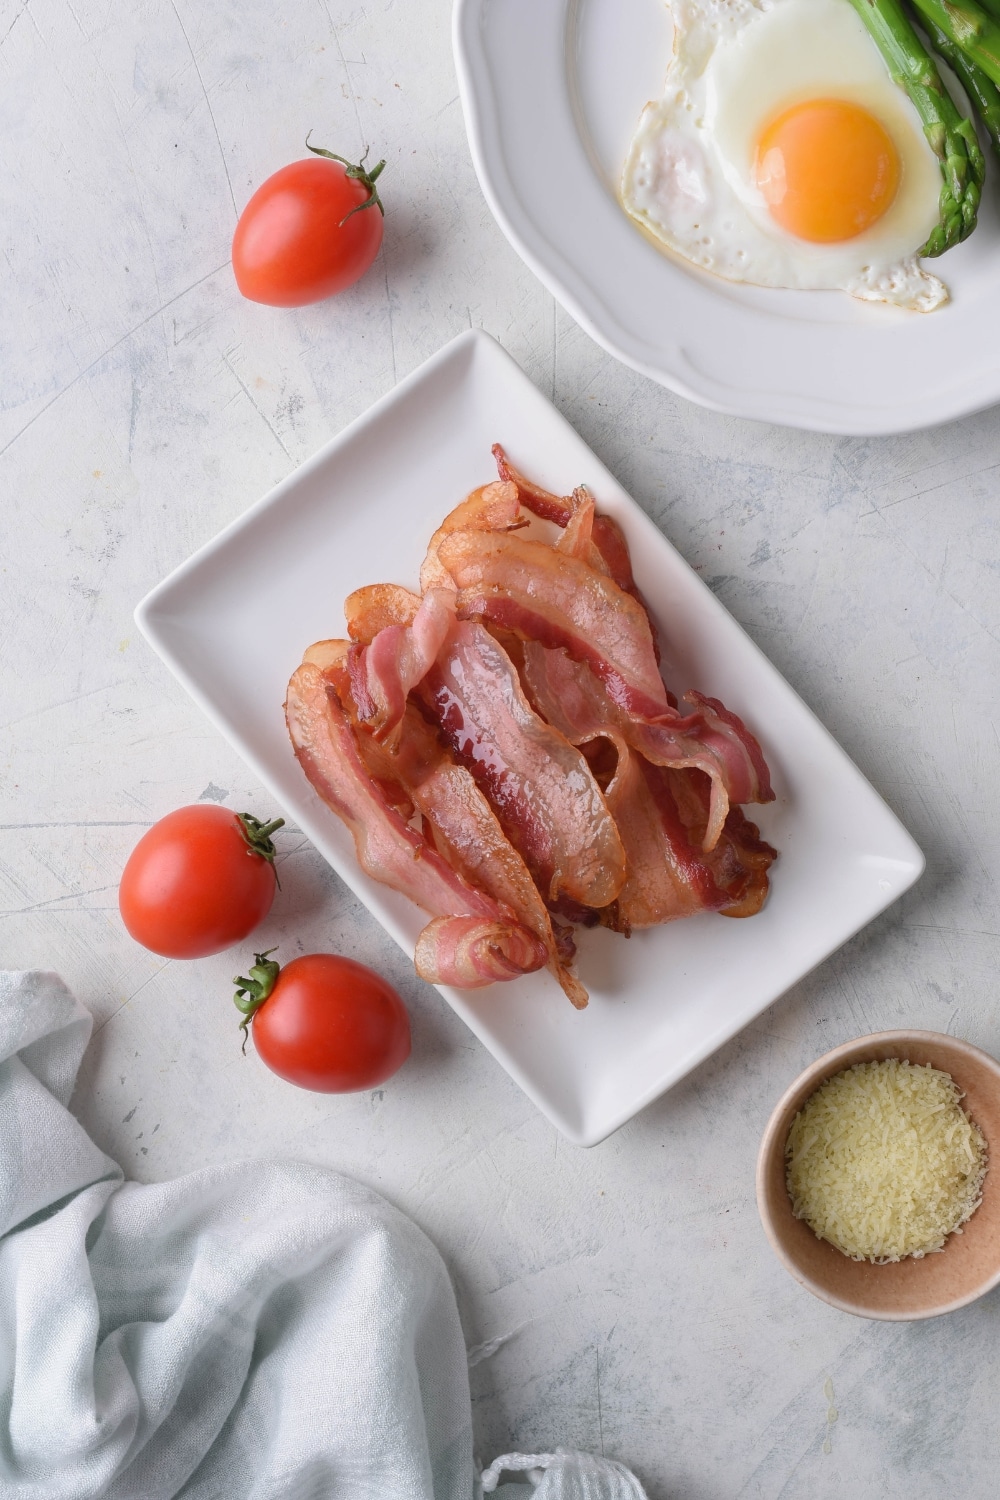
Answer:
[[785, 1058, 988, 1263]]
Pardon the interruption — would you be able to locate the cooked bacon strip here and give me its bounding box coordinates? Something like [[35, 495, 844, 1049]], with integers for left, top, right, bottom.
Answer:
[[604, 758, 776, 930], [666, 769, 776, 920], [347, 587, 456, 746], [421, 622, 626, 908], [492, 444, 573, 525], [304, 645, 587, 978], [521, 648, 776, 926], [287, 661, 495, 917], [439, 529, 669, 718], [602, 753, 722, 929], [555, 488, 608, 577], [420, 480, 521, 593], [414, 917, 548, 989], [589, 513, 640, 602], [521, 643, 772, 850], [714, 805, 776, 919], [345, 583, 421, 643], [520, 642, 624, 748], [516, 646, 715, 925], [492, 443, 643, 602], [285, 663, 546, 987], [355, 702, 588, 1007], [622, 702, 772, 847], [303, 637, 352, 673], [683, 692, 773, 807]]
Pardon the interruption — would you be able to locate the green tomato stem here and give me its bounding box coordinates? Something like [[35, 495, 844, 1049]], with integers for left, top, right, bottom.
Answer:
[[236, 811, 285, 888], [234, 948, 281, 1054], [304, 134, 387, 221]]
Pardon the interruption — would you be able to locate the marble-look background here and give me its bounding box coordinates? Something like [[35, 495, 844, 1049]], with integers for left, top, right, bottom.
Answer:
[[3, 1, 999, 1495]]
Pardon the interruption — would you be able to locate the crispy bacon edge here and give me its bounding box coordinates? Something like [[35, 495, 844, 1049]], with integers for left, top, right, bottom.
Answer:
[[347, 587, 456, 746], [492, 443, 641, 603]]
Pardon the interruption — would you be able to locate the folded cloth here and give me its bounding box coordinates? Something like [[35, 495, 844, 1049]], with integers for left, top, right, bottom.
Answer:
[[0, 972, 647, 1500]]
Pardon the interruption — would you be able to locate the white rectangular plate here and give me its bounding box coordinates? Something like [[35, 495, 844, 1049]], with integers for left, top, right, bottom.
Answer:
[[136, 329, 924, 1145]]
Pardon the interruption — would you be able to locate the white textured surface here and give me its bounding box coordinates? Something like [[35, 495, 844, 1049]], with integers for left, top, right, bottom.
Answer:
[[2, 2, 999, 1496]]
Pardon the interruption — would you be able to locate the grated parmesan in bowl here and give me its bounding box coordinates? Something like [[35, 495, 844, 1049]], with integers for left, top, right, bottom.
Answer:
[[785, 1058, 988, 1264]]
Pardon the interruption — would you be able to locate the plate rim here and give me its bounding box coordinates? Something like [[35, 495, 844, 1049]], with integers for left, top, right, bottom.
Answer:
[[136, 327, 925, 1145]]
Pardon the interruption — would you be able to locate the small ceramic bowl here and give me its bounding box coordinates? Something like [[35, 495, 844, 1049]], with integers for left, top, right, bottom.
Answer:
[[757, 1031, 1000, 1320]]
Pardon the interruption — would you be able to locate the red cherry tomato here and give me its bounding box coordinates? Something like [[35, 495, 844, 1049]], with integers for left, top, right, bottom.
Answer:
[[232, 143, 385, 307], [119, 806, 283, 959], [236, 952, 411, 1093]]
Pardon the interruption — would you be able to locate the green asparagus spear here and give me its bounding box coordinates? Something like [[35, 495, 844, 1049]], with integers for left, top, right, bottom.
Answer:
[[909, 0, 1000, 85], [846, 0, 983, 254], [918, 8, 1000, 161], [975, 0, 1000, 23]]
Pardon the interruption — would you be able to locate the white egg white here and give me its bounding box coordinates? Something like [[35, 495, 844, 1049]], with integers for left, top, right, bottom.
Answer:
[[621, 0, 948, 311]]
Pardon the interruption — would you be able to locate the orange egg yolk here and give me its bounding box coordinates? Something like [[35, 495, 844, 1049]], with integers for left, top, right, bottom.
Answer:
[[755, 99, 901, 243]]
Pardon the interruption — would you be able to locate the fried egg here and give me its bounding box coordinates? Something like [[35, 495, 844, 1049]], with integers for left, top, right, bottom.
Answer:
[[621, 0, 948, 311]]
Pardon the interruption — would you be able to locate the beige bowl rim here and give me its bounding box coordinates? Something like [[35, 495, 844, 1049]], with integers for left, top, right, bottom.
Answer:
[[756, 1029, 1000, 1321]]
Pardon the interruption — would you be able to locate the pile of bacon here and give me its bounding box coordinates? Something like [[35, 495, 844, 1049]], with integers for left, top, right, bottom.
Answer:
[[286, 447, 776, 1008]]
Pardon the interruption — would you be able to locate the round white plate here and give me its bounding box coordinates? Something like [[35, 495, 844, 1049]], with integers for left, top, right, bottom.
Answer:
[[453, 0, 1000, 434]]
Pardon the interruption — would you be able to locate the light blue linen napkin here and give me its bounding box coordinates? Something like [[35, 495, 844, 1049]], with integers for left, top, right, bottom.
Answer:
[[0, 972, 647, 1500]]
